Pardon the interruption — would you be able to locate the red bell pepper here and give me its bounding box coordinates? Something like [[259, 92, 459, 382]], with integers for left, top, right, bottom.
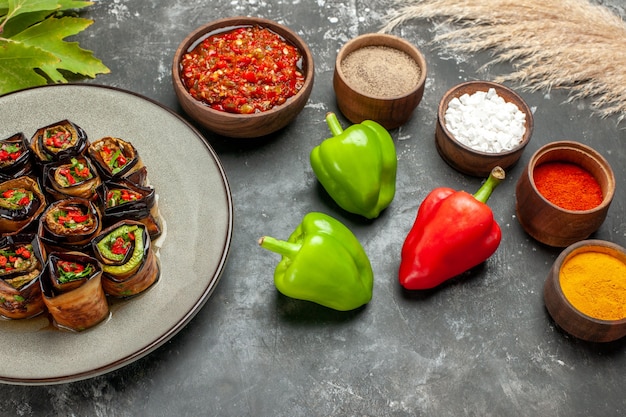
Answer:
[[399, 167, 505, 290]]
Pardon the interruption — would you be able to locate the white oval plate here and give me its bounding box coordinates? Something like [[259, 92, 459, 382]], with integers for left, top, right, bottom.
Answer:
[[0, 84, 233, 385]]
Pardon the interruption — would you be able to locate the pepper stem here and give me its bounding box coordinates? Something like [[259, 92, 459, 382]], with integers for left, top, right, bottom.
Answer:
[[258, 236, 302, 258], [325, 112, 344, 136], [473, 166, 506, 204]]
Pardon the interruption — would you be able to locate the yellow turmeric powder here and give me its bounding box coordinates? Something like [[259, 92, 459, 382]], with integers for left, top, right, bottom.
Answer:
[[559, 249, 626, 321]]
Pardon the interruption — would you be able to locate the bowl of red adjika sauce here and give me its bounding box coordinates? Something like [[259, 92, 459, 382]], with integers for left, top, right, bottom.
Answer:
[[435, 80, 533, 177], [515, 141, 615, 247], [333, 33, 427, 130], [544, 239, 626, 342], [172, 17, 314, 138]]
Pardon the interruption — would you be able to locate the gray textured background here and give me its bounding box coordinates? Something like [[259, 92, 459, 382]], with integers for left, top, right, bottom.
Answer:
[[2, 0, 626, 416]]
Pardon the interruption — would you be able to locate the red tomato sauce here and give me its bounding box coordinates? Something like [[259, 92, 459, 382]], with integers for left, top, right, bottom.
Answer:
[[180, 25, 305, 114]]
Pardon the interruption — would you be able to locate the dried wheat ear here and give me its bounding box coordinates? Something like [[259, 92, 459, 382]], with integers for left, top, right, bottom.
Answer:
[[382, 0, 626, 121]]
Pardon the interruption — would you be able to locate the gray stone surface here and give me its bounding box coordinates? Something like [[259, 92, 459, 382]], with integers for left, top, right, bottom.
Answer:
[[2, 0, 626, 416]]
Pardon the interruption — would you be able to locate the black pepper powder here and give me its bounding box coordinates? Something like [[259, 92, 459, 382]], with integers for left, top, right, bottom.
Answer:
[[340, 46, 421, 98]]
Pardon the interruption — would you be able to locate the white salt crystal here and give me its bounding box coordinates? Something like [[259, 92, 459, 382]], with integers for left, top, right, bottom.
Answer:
[[444, 87, 526, 153]]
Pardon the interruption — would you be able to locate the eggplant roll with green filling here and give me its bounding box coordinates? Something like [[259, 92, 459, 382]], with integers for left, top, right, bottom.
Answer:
[[0, 234, 46, 319], [88, 137, 145, 184], [99, 179, 162, 239], [92, 220, 160, 297], [40, 251, 109, 331], [43, 156, 102, 201], [0, 176, 46, 235], [0, 133, 33, 181], [29, 120, 89, 167], [38, 198, 102, 251]]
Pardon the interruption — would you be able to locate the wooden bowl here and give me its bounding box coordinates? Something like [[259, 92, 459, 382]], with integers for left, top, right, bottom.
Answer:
[[544, 240, 626, 342], [171, 17, 315, 138], [515, 141, 615, 247], [333, 33, 427, 130], [435, 81, 533, 177]]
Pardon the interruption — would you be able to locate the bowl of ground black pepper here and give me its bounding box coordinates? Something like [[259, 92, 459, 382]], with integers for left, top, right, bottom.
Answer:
[[333, 33, 427, 129], [172, 17, 314, 138], [515, 141, 615, 247], [544, 239, 626, 343], [435, 81, 533, 177]]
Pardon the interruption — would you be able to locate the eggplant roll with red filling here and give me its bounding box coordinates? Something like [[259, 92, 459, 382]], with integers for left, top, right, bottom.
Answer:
[[40, 251, 109, 331], [0, 133, 33, 181], [92, 220, 160, 297], [99, 179, 162, 239], [43, 156, 101, 201], [0, 176, 46, 235], [88, 137, 145, 184], [29, 120, 89, 168], [38, 198, 102, 251], [0, 234, 46, 319]]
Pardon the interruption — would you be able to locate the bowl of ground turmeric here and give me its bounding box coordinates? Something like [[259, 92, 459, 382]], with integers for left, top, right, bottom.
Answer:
[[515, 141, 615, 247], [544, 239, 626, 343], [333, 33, 427, 130]]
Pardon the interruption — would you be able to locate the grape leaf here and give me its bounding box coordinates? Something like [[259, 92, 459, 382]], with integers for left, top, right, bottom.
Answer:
[[0, 0, 93, 18], [0, 40, 58, 92], [13, 16, 108, 82], [0, 0, 109, 95], [1, 10, 51, 37]]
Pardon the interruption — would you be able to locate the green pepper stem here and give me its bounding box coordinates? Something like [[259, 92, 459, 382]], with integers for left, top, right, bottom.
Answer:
[[325, 112, 344, 136], [258, 236, 301, 258], [473, 166, 506, 204]]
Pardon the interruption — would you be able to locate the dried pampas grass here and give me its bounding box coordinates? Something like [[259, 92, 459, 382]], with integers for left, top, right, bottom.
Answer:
[[381, 0, 626, 120]]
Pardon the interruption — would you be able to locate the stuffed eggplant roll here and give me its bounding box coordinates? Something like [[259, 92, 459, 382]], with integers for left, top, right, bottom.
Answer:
[[0, 234, 46, 319], [0, 133, 33, 181], [92, 220, 160, 297], [40, 251, 109, 332], [38, 198, 102, 251], [43, 156, 101, 201], [29, 120, 89, 168], [0, 176, 46, 235], [88, 137, 145, 184], [99, 179, 162, 239]]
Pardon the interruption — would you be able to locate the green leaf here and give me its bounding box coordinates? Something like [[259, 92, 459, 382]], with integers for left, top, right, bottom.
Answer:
[[0, 0, 93, 16], [3, 0, 61, 21], [0, 40, 58, 92], [13, 15, 109, 82], [56, 1, 93, 10], [0, 0, 108, 95], [1, 10, 50, 37]]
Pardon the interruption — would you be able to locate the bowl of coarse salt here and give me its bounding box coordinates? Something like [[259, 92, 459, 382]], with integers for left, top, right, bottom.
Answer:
[[435, 80, 533, 177], [333, 33, 427, 130]]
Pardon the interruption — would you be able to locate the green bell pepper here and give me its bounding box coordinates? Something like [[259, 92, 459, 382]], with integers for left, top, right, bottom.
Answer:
[[258, 212, 374, 311], [310, 112, 397, 219]]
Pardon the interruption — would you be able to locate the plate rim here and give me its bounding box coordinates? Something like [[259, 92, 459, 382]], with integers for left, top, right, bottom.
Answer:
[[0, 83, 234, 386]]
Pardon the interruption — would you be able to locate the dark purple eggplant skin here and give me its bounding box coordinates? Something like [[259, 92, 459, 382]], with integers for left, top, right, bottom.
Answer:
[[91, 220, 160, 298], [40, 251, 109, 331], [87, 137, 144, 183], [37, 197, 102, 252], [0, 185, 42, 222], [97, 179, 162, 238], [0, 234, 47, 320], [41, 252, 98, 295], [0, 176, 46, 235], [0, 133, 34, 181], [42, 156, 102, 201], [29, 120, 89, 169]]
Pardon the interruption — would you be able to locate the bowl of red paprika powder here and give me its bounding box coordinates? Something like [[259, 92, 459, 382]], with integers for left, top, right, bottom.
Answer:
[[333, 33, 427, 130], [544, 239, 626, 343], [172, 17, 315, 138], [515, 141, 615, 247]]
